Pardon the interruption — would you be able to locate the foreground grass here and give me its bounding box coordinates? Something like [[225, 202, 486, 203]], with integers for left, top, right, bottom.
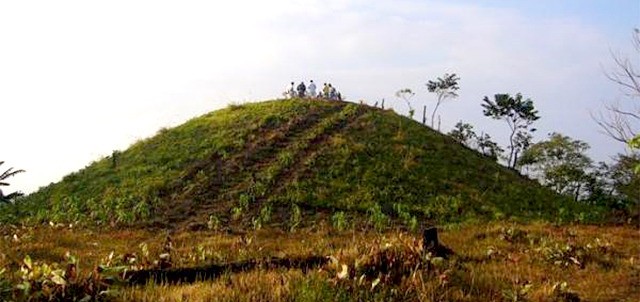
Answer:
[[1, 221, 638, 301]]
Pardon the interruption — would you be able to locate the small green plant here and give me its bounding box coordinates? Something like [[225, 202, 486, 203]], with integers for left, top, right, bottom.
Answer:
[[367, 203, 388, 231], [501, 281, 533, 302], [231, 207, 243, 221], [278, 151, 295, 167], [251, 204, 273, 230], [232, 194, 252, 220], [239, 194, 251, 208], [207, 214, 220, 231], [499, 226, 530, 244], [115, 197, 135, 223], [0, 268, 11, 301], [15, 255, 68, 299], [260, 204, 272, 224], [393, 203, 418, 231], [535, 237, 616, 269], [331, 211, 348, 231], [252, 217, 263, 230], [422, 195, 465, 222], [290, 204, 302, 232], [133, 200, 151, 220]]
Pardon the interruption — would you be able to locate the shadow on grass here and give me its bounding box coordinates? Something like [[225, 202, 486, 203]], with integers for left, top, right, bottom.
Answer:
[[125, 255, 329, 285]]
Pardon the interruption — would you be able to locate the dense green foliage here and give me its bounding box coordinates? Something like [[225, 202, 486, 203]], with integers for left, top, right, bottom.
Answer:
[[519, 133, 593, 200], [1, 99, 607, 227]]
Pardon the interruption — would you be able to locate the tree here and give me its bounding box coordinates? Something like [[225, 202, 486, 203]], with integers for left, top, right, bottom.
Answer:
[[585, 154, 639, 211], [426, 73, 460, 130], [482, 93, 540, 169], [608, 153, 640, 205], [512, 131, 533, 168], [0, 161, 25, 203], [477, 132, 504, 161], [447, 121, 504, 161], [395, 88, 416, 118], [448, 121, 476, 146], [519, 133, 592, 200], [593, 29, 639, 144]]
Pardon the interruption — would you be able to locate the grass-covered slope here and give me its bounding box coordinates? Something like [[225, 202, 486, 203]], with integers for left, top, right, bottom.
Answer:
[[5, 99, 593, 228]]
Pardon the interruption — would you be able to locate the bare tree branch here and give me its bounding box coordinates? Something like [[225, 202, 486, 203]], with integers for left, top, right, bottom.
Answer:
[[594, 29, 640, 144]]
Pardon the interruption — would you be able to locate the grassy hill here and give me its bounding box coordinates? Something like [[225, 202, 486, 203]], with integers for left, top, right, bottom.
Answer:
[[1, 99, 637, 302], [3, 99, 596, 229]]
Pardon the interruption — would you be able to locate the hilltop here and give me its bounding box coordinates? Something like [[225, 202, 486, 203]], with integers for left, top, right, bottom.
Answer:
[[4, 99, 592, 229]]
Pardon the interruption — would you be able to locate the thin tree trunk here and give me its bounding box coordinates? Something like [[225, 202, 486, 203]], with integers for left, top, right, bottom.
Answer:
[[431, 99, 442, 128], [422, 105, 427, 124], [508, 129, 516, 168]]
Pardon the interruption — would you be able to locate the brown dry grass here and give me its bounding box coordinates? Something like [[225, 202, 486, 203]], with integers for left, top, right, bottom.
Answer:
[[1, 222, 638, 301]]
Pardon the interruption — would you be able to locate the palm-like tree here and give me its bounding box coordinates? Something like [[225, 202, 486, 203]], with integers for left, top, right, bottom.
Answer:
[[0, 161, 25, 203]]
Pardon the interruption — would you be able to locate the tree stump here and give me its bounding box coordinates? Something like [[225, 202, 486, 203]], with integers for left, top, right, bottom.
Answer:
[[422, 227, 454, 259]]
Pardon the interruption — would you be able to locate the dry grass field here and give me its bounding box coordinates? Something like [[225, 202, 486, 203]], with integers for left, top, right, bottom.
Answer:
[[1, 221, 637, 301]]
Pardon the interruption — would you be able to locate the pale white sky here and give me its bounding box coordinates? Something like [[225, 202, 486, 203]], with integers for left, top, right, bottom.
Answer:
[[1, 0, 639, 193]]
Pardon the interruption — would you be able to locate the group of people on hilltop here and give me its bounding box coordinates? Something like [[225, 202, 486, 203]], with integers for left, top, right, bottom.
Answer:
[[284, 80, 342, 101]]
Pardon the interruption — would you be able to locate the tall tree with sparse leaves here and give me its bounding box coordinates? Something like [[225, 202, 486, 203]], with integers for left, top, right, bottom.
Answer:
[[395, 88, 416, 118], [426, 73, 460, 130], [0, 161, 25, 203], [482, 93, 540, 169]]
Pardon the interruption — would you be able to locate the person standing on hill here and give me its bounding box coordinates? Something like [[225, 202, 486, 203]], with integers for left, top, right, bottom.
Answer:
[[328, 84, 336, 100], [285, 82, 295, 98], [296, 82, 306, 98], [322, 83, 329, 99], [308, 80, 317, 97]]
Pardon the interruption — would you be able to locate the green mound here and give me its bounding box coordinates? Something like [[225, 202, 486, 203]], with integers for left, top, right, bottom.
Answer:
[[4, 99, 594, 229]]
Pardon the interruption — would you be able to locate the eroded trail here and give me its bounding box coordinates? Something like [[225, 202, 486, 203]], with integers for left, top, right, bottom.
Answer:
[[173, 102, 366, 231], [152, 101, 349, 230]]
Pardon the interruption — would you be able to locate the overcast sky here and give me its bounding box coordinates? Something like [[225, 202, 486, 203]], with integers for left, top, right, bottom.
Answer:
[[1, 0, 639, 193]]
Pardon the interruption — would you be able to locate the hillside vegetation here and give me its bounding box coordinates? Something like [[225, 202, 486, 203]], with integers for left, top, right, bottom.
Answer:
[[3, 99, 600, 229], [1, 99, 637, 301]]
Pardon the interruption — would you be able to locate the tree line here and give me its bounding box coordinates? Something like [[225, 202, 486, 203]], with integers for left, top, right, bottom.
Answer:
[[393, 30, 639, 215]]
